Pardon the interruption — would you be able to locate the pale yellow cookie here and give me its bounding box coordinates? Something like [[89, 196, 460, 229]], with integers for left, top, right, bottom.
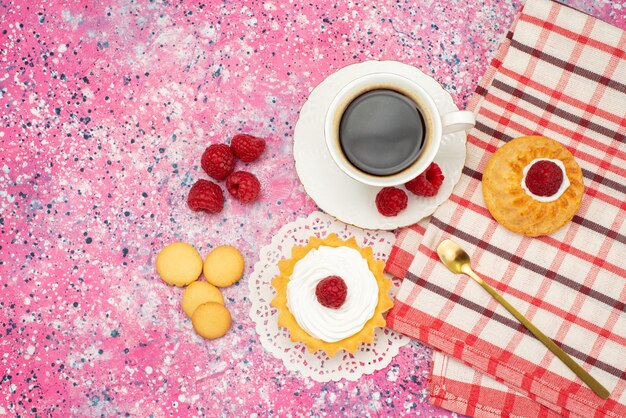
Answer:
[[203, 245, 245, 287], [181, 281, 224, 318], [156, 242, 203, 287], [191, 302, 232, 339]]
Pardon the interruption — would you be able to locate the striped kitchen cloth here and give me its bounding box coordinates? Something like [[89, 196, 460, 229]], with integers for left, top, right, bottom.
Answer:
[[385, 0, 626, 417]]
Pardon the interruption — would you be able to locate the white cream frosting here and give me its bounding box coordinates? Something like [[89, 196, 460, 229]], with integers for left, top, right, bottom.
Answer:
[[286, 246, 379, 342], [521, 158, 570, 202]]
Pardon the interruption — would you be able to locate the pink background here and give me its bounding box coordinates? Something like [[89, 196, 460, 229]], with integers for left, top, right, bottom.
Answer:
[[1, 0, 623, 416]]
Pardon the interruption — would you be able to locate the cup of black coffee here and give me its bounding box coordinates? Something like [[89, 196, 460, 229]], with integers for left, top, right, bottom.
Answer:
[[324, 73, 475, 187]]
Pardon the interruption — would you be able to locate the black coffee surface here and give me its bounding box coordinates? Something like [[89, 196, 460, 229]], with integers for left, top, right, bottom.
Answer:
[[339, 89, 425, 176]]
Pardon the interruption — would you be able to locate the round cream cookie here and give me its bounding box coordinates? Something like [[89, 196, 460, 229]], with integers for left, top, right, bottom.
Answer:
[[203, 245, 245, 287], [156, 242, 203, 287], [181, 281, 224, 318], [191, 302, 232, 339]]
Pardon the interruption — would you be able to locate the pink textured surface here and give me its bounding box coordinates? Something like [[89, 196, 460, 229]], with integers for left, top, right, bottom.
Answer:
[[1, 0, 623, 416]]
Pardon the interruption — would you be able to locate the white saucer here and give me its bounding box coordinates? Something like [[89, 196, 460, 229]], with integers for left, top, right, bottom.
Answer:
[[293, 60, 467, 230]]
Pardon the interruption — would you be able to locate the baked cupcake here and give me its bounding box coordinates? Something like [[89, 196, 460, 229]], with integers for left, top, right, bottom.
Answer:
[[482, 136, 584, 236], [271, 233, 393, 356]]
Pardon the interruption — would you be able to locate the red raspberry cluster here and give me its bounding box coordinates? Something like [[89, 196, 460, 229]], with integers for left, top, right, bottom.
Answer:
[[188, 134, 266, 213], [375, 162, 445, 217]]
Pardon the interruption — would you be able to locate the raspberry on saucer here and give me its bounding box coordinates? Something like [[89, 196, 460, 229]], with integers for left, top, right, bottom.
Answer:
[[405, 162, 445, 197], [375, 187, 408, 217]]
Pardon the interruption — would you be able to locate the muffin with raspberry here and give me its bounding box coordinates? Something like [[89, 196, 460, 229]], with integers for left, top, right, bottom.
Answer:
[[271, 234, 393, 356], [482, 136, 584, 236]]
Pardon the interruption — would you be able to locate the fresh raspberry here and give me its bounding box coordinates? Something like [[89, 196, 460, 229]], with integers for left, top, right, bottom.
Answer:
[[405, 162, 445, 197], [375, 187, 408, 217], [230, 134, 266, 162], [226, 171, 261, 203], [315, 275, 348, 309], [524, 160, 563, 196], [201, 144, 235, 180], [187, 179, 224, 213]]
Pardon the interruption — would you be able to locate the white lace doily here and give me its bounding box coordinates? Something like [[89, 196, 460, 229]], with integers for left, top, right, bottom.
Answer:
[[249, 211, 410, 382]]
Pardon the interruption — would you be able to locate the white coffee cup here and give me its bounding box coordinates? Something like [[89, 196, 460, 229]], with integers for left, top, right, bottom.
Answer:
[[324, 72, 475, 187]]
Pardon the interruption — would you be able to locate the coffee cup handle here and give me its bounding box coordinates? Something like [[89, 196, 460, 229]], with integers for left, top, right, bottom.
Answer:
[[441, 110, 476, 135]]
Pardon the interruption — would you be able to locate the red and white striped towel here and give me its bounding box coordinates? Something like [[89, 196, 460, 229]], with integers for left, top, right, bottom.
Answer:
[[385, 0, 626, 416]]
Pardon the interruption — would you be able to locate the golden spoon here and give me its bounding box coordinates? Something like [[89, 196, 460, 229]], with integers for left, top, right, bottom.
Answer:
[[436, 239, 610, 400]]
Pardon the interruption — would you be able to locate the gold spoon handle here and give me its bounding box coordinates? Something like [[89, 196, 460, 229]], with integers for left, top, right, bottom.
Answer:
[[462, 265, 610, 400]]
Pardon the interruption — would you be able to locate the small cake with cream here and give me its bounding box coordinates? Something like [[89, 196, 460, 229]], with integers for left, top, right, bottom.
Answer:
[[271, 234, 393, 356], [482, 135, 584, 236]]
